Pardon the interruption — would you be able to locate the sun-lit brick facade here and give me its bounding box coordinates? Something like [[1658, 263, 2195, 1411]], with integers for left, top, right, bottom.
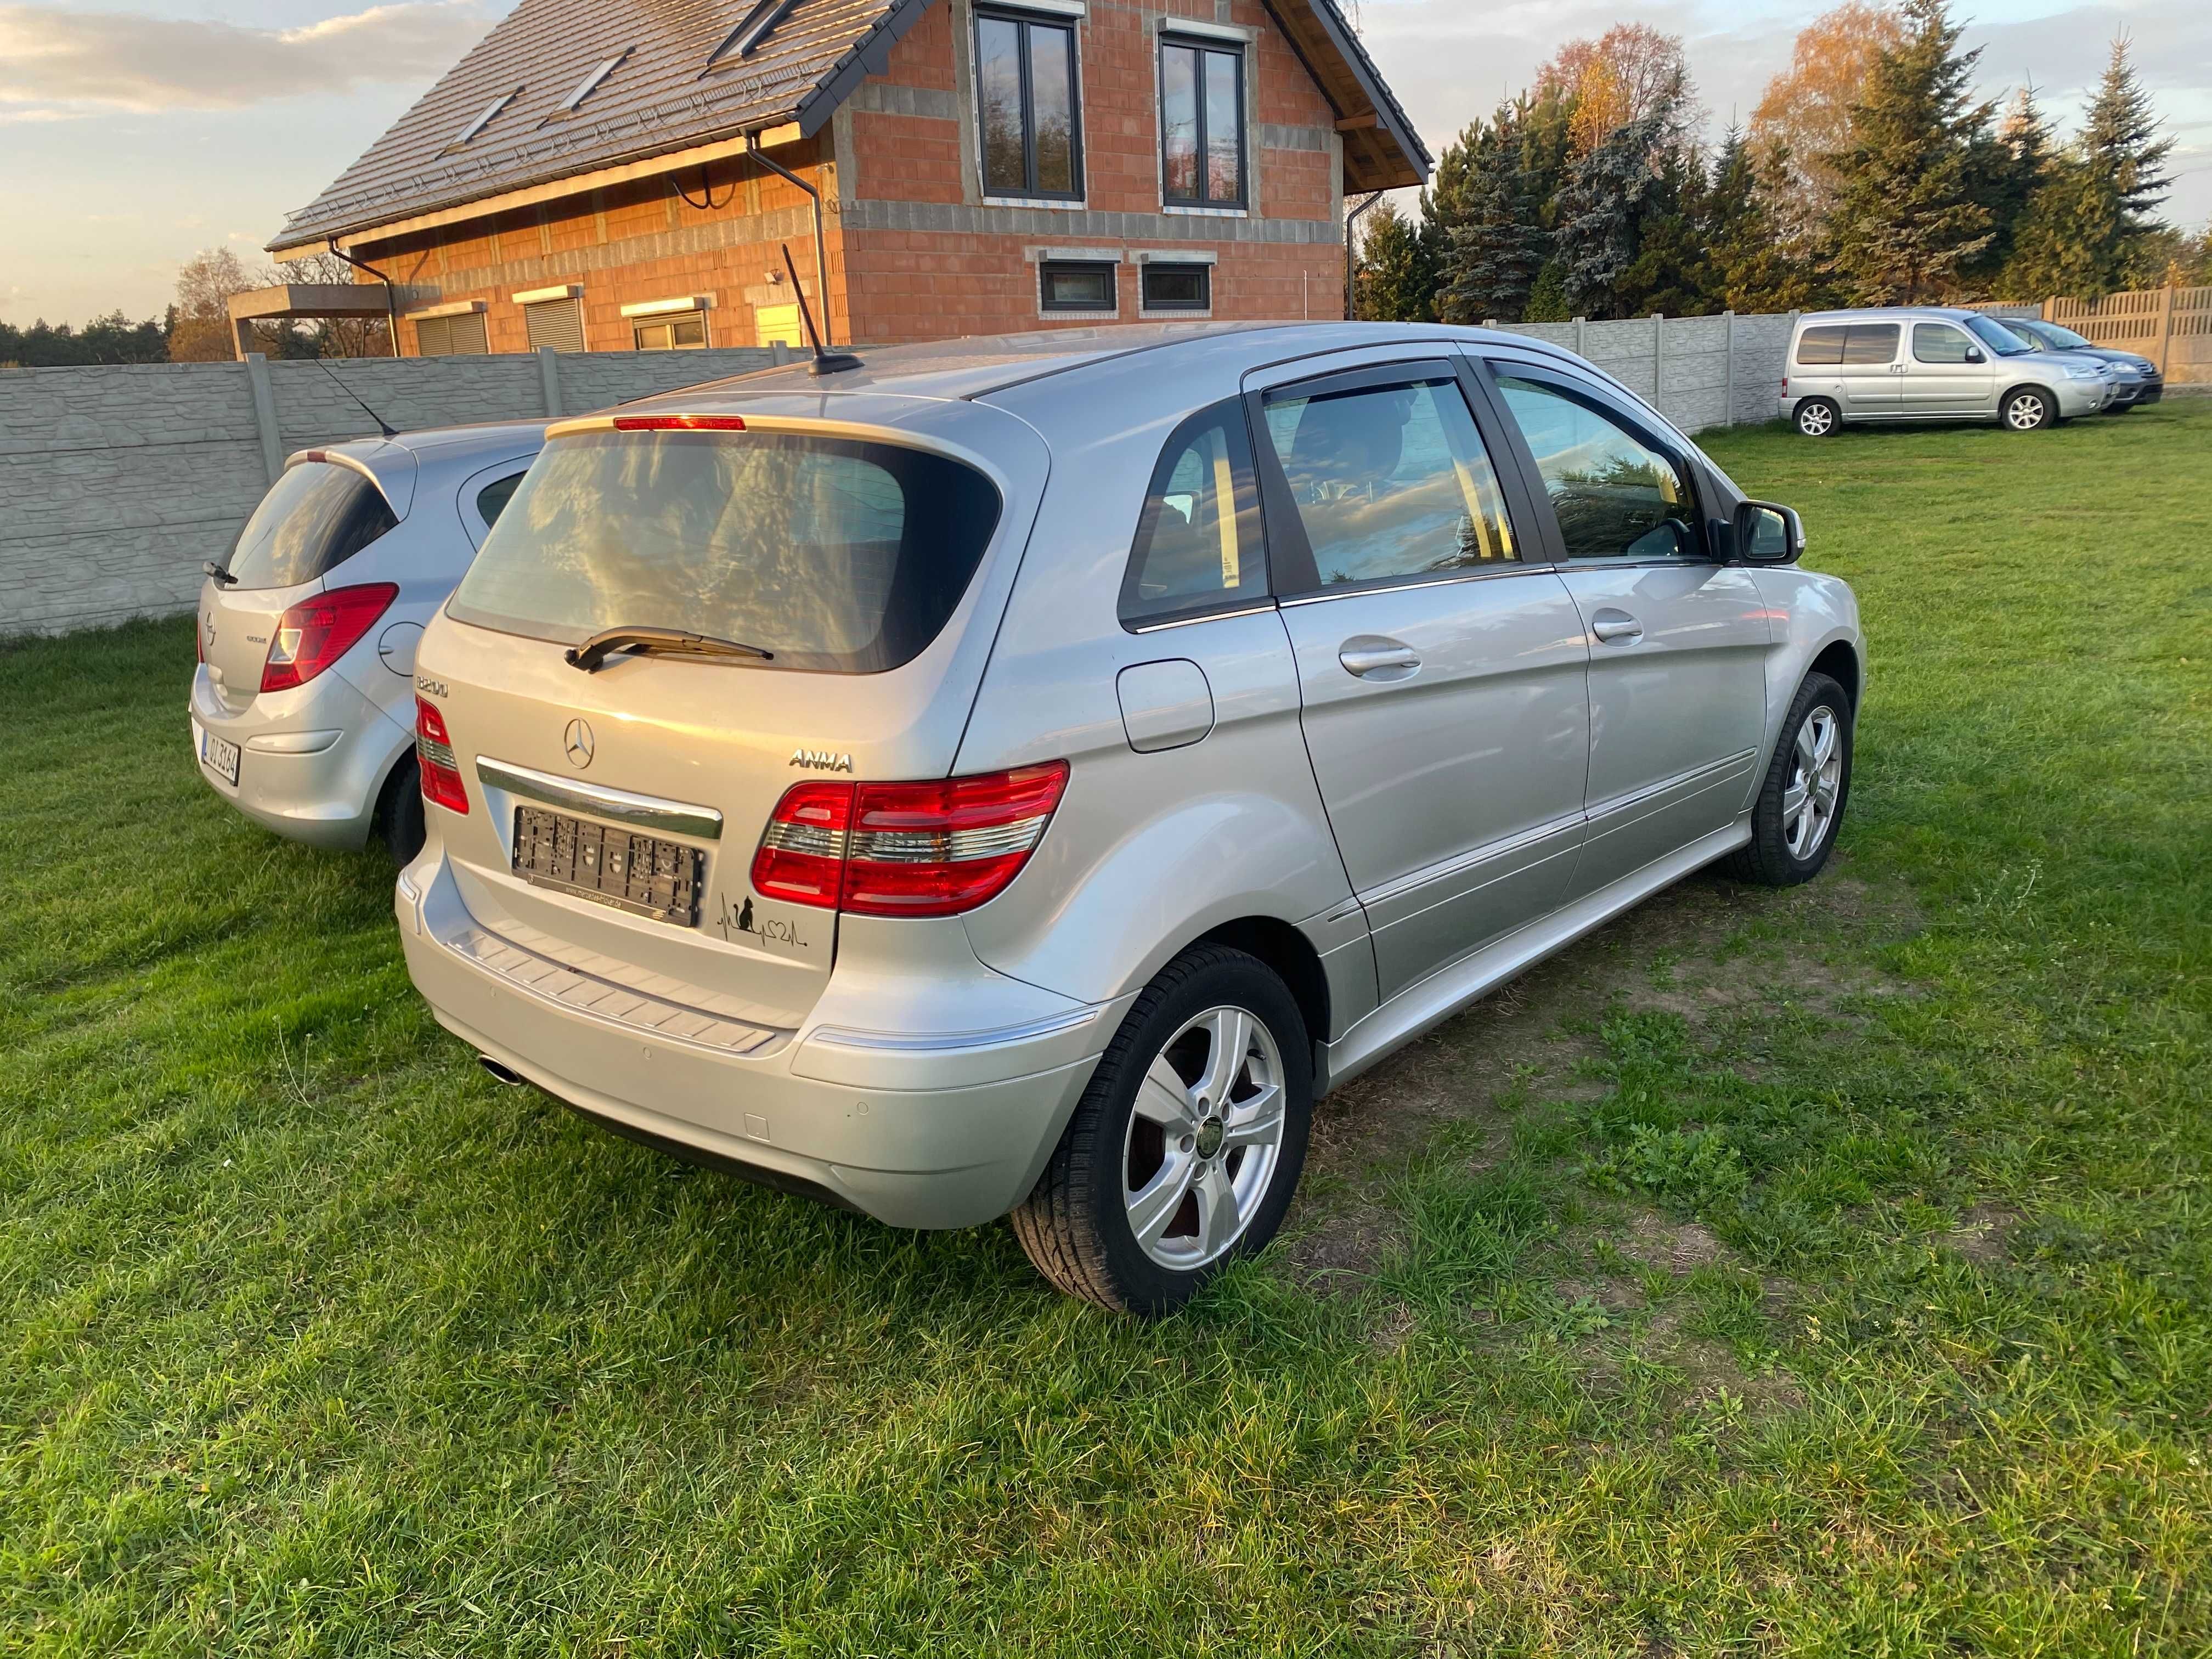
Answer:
[[315, 0, 1414, 355]]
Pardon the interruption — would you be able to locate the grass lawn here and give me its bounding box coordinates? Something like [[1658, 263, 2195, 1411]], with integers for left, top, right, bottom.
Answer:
[[3, 399, 2208, 1656]]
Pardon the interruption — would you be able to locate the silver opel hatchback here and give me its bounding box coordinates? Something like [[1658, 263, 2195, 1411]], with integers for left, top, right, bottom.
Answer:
[[398, 324, 1863, 1313], [193, 422, 546, 861]]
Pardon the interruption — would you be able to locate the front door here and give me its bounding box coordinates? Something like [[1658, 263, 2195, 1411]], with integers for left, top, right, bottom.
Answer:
[[1480, 359, 1772, 896], [1898, 319, 1997, 416], [1250, 355, 1592, 1001]]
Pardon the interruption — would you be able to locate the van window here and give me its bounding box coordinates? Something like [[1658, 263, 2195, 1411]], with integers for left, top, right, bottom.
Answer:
[[228, 461, 399, 590], [1913, 323, 1977, 364], [448, 431, 1002, 675], [1795, 325, 1849, 365], [1841, 324, 1901, 364], [1263, 376, 1516, 590], [1120, 400, 1265, 625]]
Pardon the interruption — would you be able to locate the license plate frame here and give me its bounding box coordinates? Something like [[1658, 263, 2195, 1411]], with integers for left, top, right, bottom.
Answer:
[[510, 805, 704, 927], [200, 726, 241, 786]]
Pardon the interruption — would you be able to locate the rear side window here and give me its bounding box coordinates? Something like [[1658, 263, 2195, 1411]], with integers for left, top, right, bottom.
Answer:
[[448, 431, 1002, 674], [1795, 326, 1848, 365], [1263, 376, 1517, 590], [228, 461, 399, 590], [1842, 324, 1900, 364], [1120, 400, 1265, 626], [475, 472, 525, 527]]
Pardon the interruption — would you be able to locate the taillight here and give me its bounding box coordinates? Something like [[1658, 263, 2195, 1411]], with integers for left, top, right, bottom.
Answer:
[[752, 762, 1069, 919], [260, 583, 397, 692], [415, 695, 468, 814], [611, 415, 748, 432]]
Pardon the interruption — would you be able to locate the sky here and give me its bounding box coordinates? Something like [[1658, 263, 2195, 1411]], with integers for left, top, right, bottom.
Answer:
[[2, 0, 2207, 326]]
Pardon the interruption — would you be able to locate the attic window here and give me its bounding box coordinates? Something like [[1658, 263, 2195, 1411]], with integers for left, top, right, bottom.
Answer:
[[561, 52, 629, 112], [707, 0, 798, 68], [454, 87, 520, 145]]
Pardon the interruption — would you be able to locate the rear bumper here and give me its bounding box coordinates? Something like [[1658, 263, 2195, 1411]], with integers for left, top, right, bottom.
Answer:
[[189, 665, 412, 850], [396, 849, 1111, 1229]]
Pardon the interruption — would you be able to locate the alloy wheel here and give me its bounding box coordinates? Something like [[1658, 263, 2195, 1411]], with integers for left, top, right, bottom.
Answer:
[[1798, 403, 1835, 437], [1121, 1005, 1288, 1270], [2005, 392, 2047, 431], [1782, 705, 1843, 860]]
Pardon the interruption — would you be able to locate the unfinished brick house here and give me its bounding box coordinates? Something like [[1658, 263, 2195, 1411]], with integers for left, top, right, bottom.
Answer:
[[267, 0, 1430, 354]]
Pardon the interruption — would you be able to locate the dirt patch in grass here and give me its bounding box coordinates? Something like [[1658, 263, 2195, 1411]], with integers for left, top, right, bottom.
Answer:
[[1947, 1203, 2019, 1266]]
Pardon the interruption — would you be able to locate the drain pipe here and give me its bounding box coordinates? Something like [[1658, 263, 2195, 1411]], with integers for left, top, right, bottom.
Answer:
[[747, 130, 838, 347], [1344, 191, 1383, 322], [326, 238, 403, 358]]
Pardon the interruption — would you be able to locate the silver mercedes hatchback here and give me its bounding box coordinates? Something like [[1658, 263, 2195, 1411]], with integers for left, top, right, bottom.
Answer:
[[398, 324, 1863, 1314]]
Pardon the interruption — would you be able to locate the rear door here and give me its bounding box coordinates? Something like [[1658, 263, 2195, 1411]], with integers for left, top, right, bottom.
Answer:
[[1477, 356, 1770, 896], [418, 396, 1051, 1033], [1249, 352, 1590, 1000], [1836, 321, 1904, 416], [1899, 320, 1995, 416]]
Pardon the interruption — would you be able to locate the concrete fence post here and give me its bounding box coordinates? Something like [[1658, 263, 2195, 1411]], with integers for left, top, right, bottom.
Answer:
[[1574, 315, 1587, 359], [1651, 314, 1665, 414], [770, 342, 792, 367], [2156, 284, 2177, 375], [538, 347, 563, 418], [1723, 311, 1737, 427], [242, 353, 283, 486]]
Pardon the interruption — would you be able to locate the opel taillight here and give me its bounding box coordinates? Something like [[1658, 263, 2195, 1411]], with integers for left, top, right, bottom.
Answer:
[[752, 763, 1069, 919], [261, 583, 397, 692], [415, 695, 468, 814]]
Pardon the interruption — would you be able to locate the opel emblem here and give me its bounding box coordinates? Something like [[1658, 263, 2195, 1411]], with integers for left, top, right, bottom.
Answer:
[[563, 718, 595, 769]]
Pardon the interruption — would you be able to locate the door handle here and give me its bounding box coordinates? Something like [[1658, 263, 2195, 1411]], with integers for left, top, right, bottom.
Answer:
[[1591, 613, 1643, 645], [1338, 637, 1421, 679]]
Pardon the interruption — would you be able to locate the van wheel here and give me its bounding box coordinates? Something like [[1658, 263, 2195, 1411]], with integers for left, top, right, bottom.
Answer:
[[1794, 398, 1839, 438], [1725, 672, 1852, 888], [375, 753, 426, 866], [1011, 946, 1312, 1316], [2002, 388, 2055, 431]]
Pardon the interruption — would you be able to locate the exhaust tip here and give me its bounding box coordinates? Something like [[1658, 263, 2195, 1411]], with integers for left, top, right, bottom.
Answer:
[[478, 1054, 527, 1088]]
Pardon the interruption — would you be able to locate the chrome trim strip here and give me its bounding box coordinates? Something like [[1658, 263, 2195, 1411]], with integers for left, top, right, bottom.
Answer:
[[475, 758, 724, 841], [1278, 565, 1547, 607], [805, 1006, 1101, 1053], [1584, 749, 1758, 831], [1128, 602, 1279, 634], [1358, 809, 1587, 911]]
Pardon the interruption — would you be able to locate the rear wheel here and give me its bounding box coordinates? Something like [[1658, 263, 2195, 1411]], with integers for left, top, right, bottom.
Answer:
[[1725, 672, 1852, 888], [1794, 398, 1839, 438], [2002, 387, 2055, 431], [1011, 946, 1312, 1315], [375, 752, 425, 866]]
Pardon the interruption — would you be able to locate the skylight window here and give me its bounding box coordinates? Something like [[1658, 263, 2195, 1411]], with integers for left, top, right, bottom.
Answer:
[[562, 50, 629, 112], [454, 87, 521, 145], [707, 0, 798, 69]]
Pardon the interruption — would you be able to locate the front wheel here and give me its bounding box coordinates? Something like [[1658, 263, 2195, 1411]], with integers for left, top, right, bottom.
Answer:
[[1794, 398, 1839, 438], [1725, 672, 1853, 888], [1011, 946, 1312, 1315], [2002, 387, 2055, 431]]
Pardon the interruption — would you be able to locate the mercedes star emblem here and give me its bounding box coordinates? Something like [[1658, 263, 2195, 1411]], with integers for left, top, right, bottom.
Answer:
[[563, 718, 595, 769]]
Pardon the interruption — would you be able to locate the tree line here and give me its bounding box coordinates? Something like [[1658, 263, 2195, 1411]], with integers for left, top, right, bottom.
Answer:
[[1356, 0, 2208, 326]]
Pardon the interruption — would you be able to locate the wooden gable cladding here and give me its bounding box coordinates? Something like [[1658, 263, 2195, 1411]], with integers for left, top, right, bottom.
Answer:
[[1259, 0, 1428, 191]]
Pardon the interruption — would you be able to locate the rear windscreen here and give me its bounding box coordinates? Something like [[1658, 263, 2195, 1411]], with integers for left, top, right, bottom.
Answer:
[[229, 461, 399, 589], [447, 430, 1003, 674]]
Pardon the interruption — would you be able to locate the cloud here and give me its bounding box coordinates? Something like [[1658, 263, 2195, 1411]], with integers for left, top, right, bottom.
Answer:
[[0, 2, 496, 114]]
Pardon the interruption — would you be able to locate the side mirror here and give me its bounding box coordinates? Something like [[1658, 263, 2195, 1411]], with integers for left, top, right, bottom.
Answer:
[[1733, 500, 1804, 565], [1965, 347, 1986, 364]]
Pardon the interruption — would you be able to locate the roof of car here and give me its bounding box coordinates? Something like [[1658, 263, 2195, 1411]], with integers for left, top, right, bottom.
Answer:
[[1797, 307, 1988, 324], [609, 321, 1567, 407], [309, 419, 551, 473], [269, 0, 1429, 252]]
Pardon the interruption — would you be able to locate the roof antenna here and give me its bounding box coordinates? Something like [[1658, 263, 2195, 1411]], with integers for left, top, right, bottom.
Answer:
[[780, 243, 862, 376], [311, 354, 399, 438]]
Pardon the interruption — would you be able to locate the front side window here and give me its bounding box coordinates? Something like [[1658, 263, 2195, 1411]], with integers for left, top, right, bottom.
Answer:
[[1263, 376, 1517, 590], [1913, 323, 1978, 364], [1040, 260, 1115, 313], [1120, 399, 1265, 625], [977, 9, 1082, 200], [1160, 38, 1244, 207], [229, 461, 399, 589], [449, 431, 1002, 675], [1141, 262, 1210, 312], [1494, 375, 1695, 562]]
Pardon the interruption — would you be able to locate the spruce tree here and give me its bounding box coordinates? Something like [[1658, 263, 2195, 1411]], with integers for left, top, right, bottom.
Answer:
[[1821, 0, 1996, 303], [1971, 86, 2053, 283], [1355, 200, 1439, 323], [1440, 105, 1549, 323], [1551, 105, 1673, 318], [2006, 38, 2174, 297]]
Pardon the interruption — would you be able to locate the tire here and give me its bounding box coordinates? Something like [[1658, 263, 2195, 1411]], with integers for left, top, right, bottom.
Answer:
[[2001, 387, 2055, 431], [1725, 672, 1852, 888], [1794, 398, 1839, 438], [375, 752, 426, 866], [1011, 945, 1312, 1316]]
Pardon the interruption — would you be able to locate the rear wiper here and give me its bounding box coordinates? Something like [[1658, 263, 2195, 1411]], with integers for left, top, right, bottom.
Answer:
[[563, 625, 775, 673], [202, 560, 239, 588]]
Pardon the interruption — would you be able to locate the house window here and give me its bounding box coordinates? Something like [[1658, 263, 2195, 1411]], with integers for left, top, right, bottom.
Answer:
[[1141, 262, 1211, 313], [1160, 38, 1244, 208], [1040, 261, 1116, 313], [633, 311, 709, 349], [522, 296, 586, 353], [414, 311, 488, 356], [976, 9, 1083, 201]]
